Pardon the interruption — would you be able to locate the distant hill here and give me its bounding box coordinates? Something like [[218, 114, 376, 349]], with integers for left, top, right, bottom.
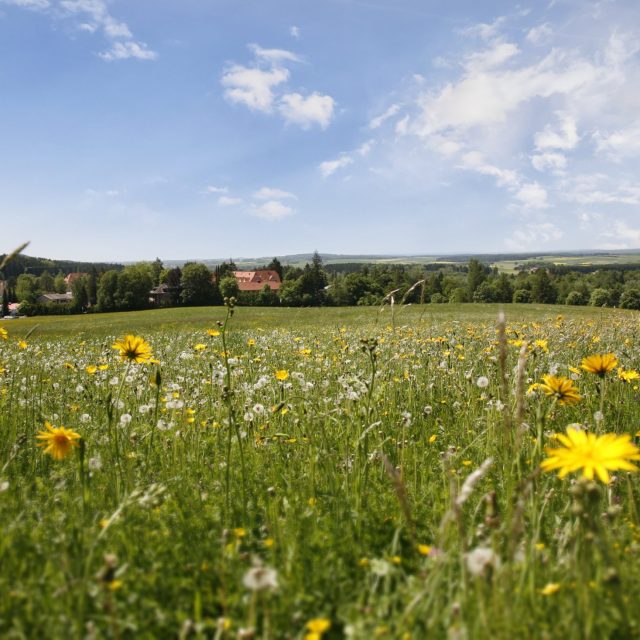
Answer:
[[0, 254, 124, 278]]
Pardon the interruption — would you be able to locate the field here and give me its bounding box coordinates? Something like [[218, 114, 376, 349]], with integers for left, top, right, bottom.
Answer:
[[1, 304, 640, 639]]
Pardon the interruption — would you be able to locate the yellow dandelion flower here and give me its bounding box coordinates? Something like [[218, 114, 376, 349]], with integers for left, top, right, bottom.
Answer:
[[112, 335, 152, 363], [306, 618, 331, 636], [538, 375, 581, 405], [86, 365, 98, 374], [540, 582, 561, 596], [193, 343, 207, 352], [534, 339, 549, 352], [275, 369, 289, 381], [98, 363, 109, 371], [417, 544, 432, 556], [247, 338, 256, 346], [207, 329, 221, 337], [0, 327, 7, 340], [18, 340, 27, 349], [618, 368, 640, 383], [580, 353, 618, 377], [541, 427, 640, 483], [36, 422, 81, 460]]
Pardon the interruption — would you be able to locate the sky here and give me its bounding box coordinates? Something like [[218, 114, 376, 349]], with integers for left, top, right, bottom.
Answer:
[[1, 0, 640, 262]]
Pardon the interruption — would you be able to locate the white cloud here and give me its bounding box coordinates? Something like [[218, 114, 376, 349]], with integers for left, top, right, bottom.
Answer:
[[602, 221, 640, 247], [459, 152, 520, 189], [253, 187, 297, 200], [319, 155, 354, 178], [218, 196, 242, 206], [221, 64, 289, 112], [0, 0, 49, 9], [3, 0, 159, 61], [505, 222, 563, 250], [204, 185, 228, 194], [249, 43, 302, 64], [526, 23, 553, 45], [249, 200, 295, 221], [99, 41, 157, 62], [290, 25, 300, 39], [563, 175, 640, 205], [531, 151, 567, 173], [369, 104, 401, 129], [464, 41, 520, 72], [534, 113, 580, 150], [594, 124, 640, 158], [514, 182, 549, 209], [278, 92, 335, 129], [460, 17, 506, 41], [357, 140, 374, 156], [221, 44, 335, 129]]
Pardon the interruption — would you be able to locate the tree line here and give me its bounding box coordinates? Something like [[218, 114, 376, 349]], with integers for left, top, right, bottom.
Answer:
[[4, 255, 640, 317]]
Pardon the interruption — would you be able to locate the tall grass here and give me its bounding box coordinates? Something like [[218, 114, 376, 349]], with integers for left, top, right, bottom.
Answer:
[[0, 306, 639, 638]]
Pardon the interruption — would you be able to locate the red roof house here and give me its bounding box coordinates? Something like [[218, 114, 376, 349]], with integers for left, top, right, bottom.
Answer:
[[233, 270, 282, 292]]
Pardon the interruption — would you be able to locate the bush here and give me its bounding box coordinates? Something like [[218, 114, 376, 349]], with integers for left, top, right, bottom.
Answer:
[[620, 288, 640, 310], [512, 289, 531, 303], [431, 293, 447, 304], [565, 291, 586, 306], [589, 288, 610, 307]]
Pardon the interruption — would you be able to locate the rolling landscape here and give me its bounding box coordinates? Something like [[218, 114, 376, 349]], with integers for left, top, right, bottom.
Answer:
[[2, 0, 640, 638]]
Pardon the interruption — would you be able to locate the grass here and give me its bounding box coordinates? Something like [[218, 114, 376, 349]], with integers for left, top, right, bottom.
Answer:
[[1, 304, 640, 639]]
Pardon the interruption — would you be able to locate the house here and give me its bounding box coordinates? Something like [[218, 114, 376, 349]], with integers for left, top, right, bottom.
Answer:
[[64, 272, 88, 289], [37, 292, 73, 304], [149, 283, 180, 306], [232, 270, 282, 292]]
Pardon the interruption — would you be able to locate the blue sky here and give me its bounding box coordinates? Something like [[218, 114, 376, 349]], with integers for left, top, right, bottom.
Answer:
[[1, 0, 640, 262]]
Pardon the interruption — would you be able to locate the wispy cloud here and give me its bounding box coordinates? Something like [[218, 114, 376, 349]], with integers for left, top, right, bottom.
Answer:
[[2, 0, 157, 61], [221, 43, 335, 129]]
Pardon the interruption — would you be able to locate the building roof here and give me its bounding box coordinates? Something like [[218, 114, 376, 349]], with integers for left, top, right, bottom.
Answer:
[[232, 270, 281, 291], [64, 272, 88, 284], [37, 292, 73, 303]]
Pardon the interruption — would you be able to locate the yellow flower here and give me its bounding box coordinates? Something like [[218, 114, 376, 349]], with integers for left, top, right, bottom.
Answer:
[[580, 353, 618, 377], [112, 335, 152, 363], [18, 340, 27, 349], [306, 619, 331, 637], [36, 422, 81, 460], [417, 544, 432, 556], [618, 368, 640, 383], [541, 427, 640, 483], [0, 327, 7, 340], [538, 375, 581, 405], [540, 582, 561, 596], [275, 369, 289, 381], [86, 365, 98, 374], [193, 343, 207, 352], [534, 339, 549, 352], [247, 338, 256, 346], [207, 329, 221, 337]]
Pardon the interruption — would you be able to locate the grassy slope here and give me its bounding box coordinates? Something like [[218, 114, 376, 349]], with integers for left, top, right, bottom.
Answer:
[[0, 303, 627, 338]]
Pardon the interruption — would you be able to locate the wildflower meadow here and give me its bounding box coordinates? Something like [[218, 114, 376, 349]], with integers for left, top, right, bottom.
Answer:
[[1, 303, 640, 639]]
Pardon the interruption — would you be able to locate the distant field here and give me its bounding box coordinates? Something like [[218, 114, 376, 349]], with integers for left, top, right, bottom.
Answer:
[[0, 303, 627, 338], [493, 254, 640, 273]]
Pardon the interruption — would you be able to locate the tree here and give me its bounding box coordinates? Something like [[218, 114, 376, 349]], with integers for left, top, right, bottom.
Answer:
[[115, 264, 153, 311], [151, 258, 163, 286], [87, 268, 98, 306], [181, 263, 216, 306], [38, 270, 54, 292], [54, 272, 67, 293], [565, 291, 587, 306], [1, 286, 9, 317], [467, 259, 487, 297], [219, 275, 240, 300], [16, 274, 39, 303], [266, 257, 284, 281], [97, 270, 119, 311], [531, 269, 557, 304], [71, 277, 89, 312], [589, 288, 610, 307], [513, 289, 531, 303], [258, 283, 278, 306], [620, 288, 640, 310]]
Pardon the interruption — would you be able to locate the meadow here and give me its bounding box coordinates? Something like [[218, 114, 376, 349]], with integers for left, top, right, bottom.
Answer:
[[1, 303, 640, 639]]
